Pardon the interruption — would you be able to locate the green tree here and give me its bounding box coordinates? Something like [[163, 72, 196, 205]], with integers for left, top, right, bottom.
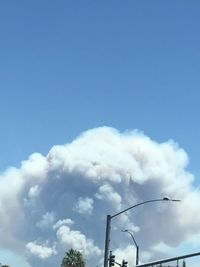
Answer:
[[61, 248, 86, 267]]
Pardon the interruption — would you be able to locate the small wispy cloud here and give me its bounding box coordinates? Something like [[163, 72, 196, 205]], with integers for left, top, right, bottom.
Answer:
[[36, 212, 55, 229], [74, 197, 94, 215], [26, 242, 57, 259], [53, 218, 74, 230]]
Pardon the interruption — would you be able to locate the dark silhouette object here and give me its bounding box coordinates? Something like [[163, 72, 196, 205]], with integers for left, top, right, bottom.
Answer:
[[61, 248, 85, 267], [121, 260, 128, 267], [109, 251, 115, 267]]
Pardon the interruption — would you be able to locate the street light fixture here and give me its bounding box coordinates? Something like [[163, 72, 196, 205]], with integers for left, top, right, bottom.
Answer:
[[104, 197, 180, 267], [121, 229, 139, 265]]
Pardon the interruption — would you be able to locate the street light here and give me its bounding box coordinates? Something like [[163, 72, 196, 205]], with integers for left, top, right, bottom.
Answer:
[[103, 197, 180, 267], [121, 229, 139, 265]]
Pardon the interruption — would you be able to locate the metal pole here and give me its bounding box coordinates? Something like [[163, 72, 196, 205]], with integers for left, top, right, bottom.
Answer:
[[136, 245, 139, 265], [104, 215, 111, 267], [122, 230, 139, 265]]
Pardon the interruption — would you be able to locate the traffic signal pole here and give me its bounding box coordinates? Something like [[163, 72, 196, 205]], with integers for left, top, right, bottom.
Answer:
[[108, 251, 128, 267]]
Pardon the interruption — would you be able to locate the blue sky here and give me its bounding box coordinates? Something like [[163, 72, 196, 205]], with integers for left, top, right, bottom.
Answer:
[[1, 1, 200, 267]]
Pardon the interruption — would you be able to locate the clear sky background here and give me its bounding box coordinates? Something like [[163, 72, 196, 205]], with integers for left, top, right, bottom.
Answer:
[[0, 1, 200, 267]]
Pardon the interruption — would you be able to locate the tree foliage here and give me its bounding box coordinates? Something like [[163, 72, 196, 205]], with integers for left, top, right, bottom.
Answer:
[[61, 248, 86, 267]]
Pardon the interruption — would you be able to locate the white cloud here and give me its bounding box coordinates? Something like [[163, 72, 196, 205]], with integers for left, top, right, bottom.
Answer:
[[152, 241, 174, 254], [21, 153, 49, 183], [114, 245, 153, 266], [28, 185, 40, 199], [113, 245, 138, 265], [0, 127, 200, 267], [26, 241, 57, 259], [95, 183, 122, 208], [74, 197, 94, 215], [56, 225, 101, 257], [53, 218, 74, 230]]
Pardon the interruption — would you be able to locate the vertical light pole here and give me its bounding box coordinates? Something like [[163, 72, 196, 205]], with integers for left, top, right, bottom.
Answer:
[[121, 229, 139, 265], [104, 197, 180, 267]]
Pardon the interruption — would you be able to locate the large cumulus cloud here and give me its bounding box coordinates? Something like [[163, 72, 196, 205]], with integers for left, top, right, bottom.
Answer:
[[0, 127, 199, 267]]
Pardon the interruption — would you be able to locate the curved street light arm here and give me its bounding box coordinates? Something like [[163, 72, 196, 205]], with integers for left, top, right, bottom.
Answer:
[[122, 230, 138, 248], [111, 198, 180, 219]]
